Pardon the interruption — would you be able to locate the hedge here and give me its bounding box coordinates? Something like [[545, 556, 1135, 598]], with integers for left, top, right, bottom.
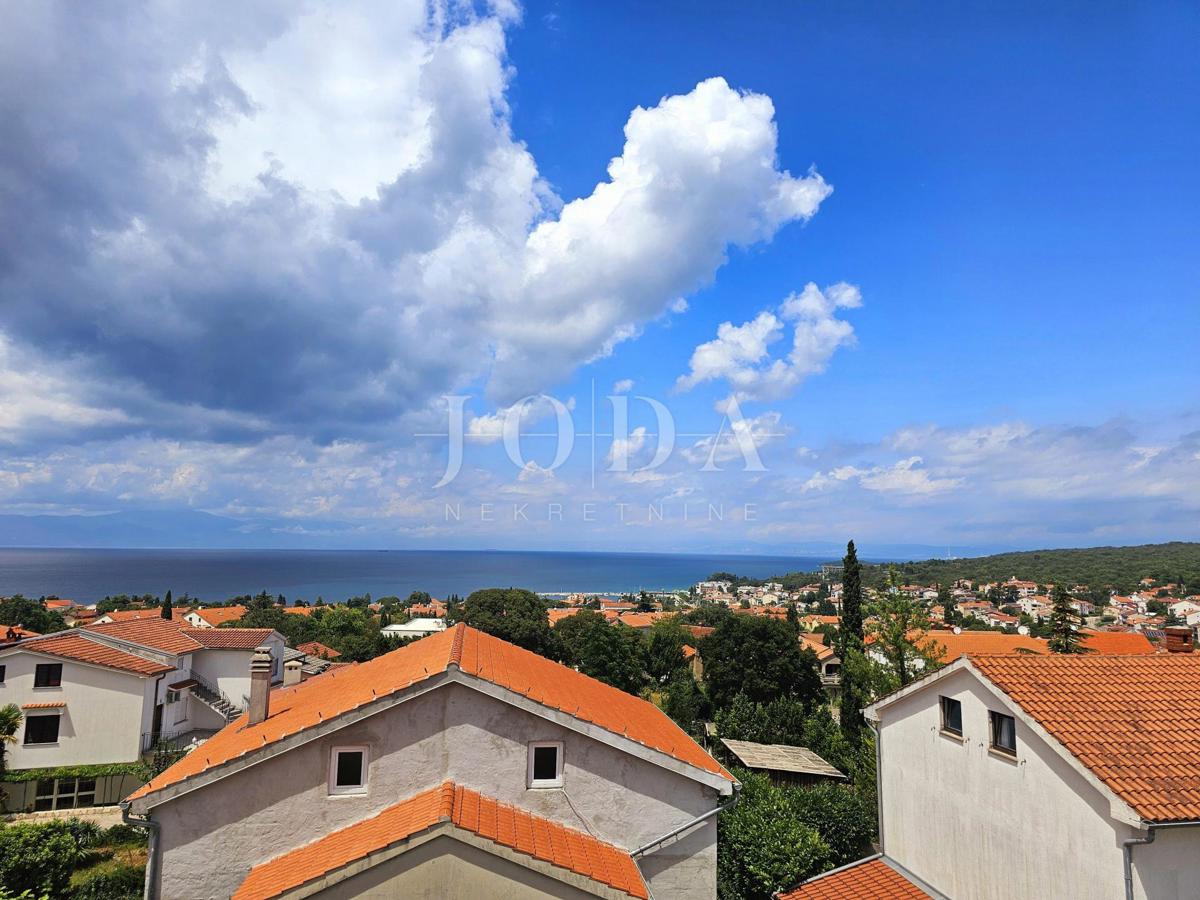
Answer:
[[1, 762, 151, 784]]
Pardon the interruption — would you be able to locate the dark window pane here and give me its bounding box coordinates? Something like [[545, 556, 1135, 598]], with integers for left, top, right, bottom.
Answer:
[[35, 779, 55, 797], [532, 745, 558, 781], [77, 779, 95, 793], [24, 715, 60, 744], [335, 751, 363, 787], [0, 664, 6, 683], [34, 798, 53, 811], [941, 697, 962, 735], [991, 712, 1016, 753], [34, 663, 62, 687], [77, 794, 96, 808], [57, 795, 76, 809]]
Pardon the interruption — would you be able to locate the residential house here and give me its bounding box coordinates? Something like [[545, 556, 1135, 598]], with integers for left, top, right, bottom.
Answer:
[[381, 617, 447, 639], [93, 607, 165, 625], [840, 651, 1200, 898], [183, 605, 250, 628], [0, 618, 285, 770], [124, 624, 735, 900], [798, 632, 841, 688]]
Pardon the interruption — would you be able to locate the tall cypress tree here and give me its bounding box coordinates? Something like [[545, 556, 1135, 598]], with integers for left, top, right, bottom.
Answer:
[[839, 540, 865, 735], [160, 589, 173, 620], [1048, 584, 1083, 653]]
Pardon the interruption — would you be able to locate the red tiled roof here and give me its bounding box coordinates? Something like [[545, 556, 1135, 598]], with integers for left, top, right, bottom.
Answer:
[[970, 654, 1200, 822], [97, 608, 162, 622], [1078, 631, 1155, 655], [187, 605, 248, 626], [283, 606, 319, 616], [23, 701, 67, 709], [86, 618, 273, 654], [9, 633, 172, 677], [186, 628, 275, 649], [295, 640, 341, 659], [548, 607, 582, 625], [779, 857, 930, 899], [129, 624, 730, 802], [909, 629, 1155, 665], [233, 781, 648, 900], [87, 618, 204, 653]]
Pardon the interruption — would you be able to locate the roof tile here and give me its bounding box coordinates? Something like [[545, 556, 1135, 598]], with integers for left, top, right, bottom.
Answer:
[[233, 781, 648, 900], [779, 857, 931, 899], [7, 633, 172, 676], [129, 624, 729, 802], [971, 653, 1200, 822]]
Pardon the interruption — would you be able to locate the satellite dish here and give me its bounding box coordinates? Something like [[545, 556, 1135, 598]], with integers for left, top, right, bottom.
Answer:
[[1017, 625, 1030, 636], [952, 626, 962, 635]]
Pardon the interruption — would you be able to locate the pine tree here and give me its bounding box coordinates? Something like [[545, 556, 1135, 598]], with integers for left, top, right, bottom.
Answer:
[[160, 590, 173, 620], [839, 540, 865, 735], [1048, 584, 1083, 653]]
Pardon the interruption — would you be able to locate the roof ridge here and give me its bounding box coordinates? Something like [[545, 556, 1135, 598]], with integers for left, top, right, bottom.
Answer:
[[438, 780, 456, 820], [448, 621, 466, 668]]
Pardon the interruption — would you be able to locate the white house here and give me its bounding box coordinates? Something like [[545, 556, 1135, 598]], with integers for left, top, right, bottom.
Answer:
[[0, 618, 285, 771], [788, 651, 1200, 899], [124, 623, 736, 900], [381, 616, 447, 639]]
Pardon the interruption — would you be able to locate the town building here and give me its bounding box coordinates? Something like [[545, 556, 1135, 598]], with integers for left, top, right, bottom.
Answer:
[[0, 618, 285, 769], [124, 623, 736, 900]]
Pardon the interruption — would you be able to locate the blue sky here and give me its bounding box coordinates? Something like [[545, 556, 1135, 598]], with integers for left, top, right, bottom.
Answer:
[[0, 1, 1197, 555]]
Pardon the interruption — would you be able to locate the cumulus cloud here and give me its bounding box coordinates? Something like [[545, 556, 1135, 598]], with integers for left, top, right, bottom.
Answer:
[[0, 2, 829, 451], [803, 456, 963, 496], [676, 282, 860, 402]]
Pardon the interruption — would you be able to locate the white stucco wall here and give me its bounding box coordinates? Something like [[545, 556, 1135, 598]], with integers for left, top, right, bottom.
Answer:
[[0, 648, 154, 768], [876, 668, 1200, 900], [150, 681, 720, 900], [190, 634, 285, 709]]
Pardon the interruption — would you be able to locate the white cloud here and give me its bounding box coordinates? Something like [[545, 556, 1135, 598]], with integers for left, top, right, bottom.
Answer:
[[676, 282, 860, 402], [682, 410, 788, 466], [612, 379, 635, 394]]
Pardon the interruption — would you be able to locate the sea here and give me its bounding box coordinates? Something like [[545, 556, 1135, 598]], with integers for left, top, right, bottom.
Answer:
[[0, 548, 839, 605]]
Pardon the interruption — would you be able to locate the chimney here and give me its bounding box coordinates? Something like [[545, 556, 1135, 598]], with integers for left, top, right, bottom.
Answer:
[[1163, 627, 1194, 654], [283, 659, 303, 687], [248, 645, 273, 725]]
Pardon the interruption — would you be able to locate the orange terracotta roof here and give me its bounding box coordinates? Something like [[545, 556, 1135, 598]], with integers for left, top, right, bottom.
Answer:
[[548, 607, 582, 625], [86, 618, 204, 654], [1, 625, 40, 640], [778, 857, 930, 899], [916, 631, 1048, 664], [970, 654, 1200, 822], [44, 599, 76, 609], [295, 640, 341, 659], [233, 781, 647, 900], [187, 628, 275, 649], [616, 613, 659, 629], [97, 608, 163, 622], [682, 644, 697, 659], [23, 701, 67, 709], [188, 605, 248, 626], [799, 633, 835, 661], [9, 633, 172, 676], [130, 624, 730, 802], [684, 625, 714, 640], [1078, 631, 1155, 654], [283, 606, 319, 616]]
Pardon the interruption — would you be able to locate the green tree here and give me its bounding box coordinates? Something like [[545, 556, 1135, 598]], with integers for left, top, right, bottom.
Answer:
[[661, 672, 708, 737], [715, 693, 811, 746], [229, 606, 317, 647], [717, 770, 831, 900], [553, 610, 645, 693], [790, 781, 877, 867], [937, 582, 956, 626], [644, 619, 691, 682], [0, 703, 21, 779], [0, 597, 65, 635], [160, 589, 173, 620], [867, 595, 941, 689], [1048, 584, 1084, 654], [702, 616, 822, 709], [0, 820, 82, 896], [839, 541, 865, 735], [459, 588, 553, 655]]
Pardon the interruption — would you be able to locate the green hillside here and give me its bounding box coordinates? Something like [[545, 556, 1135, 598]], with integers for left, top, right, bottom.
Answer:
[[860, 542, 1200, 593]]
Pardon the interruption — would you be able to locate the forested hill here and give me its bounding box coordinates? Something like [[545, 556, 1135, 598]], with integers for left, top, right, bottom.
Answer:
[[861, 542, 1200, 592]]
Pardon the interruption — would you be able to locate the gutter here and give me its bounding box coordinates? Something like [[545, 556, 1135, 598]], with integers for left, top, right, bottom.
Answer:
[[1122, 819, 1200, 900], [631, 782, 740, 858], [870, 718, 884, 852], [120, 801, 160, 900]]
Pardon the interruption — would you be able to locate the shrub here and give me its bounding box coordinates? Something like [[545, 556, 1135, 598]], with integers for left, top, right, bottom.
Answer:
[[102, 823, 146, 847], [0, 821, 81, 896], [789, 781, 877, 866], [68, 863, 144, 900]]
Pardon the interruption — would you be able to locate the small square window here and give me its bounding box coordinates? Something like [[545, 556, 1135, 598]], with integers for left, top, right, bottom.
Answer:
[[24, 714, 60, 745], [990, 711, 1017, 755], [34, 663, 62, 688], [328, 746, 368, 795], [940, 696, 963, 736], [527, 741, 563, 788]]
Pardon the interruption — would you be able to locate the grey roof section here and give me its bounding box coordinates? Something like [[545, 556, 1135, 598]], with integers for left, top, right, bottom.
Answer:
[[283, 646, 333, 676], [721, 738, 847, 780]]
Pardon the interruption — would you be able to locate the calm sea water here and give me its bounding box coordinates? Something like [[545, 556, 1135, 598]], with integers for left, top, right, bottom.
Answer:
[[0, 548, 837, 604]]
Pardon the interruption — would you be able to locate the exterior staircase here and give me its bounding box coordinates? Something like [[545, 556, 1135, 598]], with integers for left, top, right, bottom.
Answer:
[[186, 671, 242, 722]]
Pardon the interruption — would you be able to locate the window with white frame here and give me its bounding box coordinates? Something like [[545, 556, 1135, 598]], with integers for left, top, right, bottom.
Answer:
[[527, 741, 564, 788], [328, 746, 368, 795]]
